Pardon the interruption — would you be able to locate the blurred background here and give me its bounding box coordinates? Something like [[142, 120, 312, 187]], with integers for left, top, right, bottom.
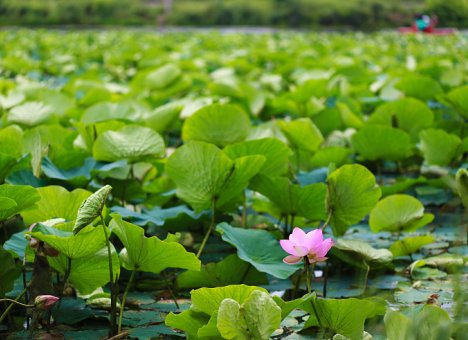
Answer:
[[0, 0, 466, 29]]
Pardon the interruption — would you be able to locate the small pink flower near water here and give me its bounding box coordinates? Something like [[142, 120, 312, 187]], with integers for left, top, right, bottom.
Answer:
[[34, 295, 59, 310], [280, 228, 333, 264]]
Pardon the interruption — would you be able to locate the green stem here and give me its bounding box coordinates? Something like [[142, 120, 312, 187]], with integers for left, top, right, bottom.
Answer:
[[321, 211, 332, 232], [118, 268, 136, 334], [59, 257, 72, 298], [304, 257, 311, 294], [0, 299, 33, 309], [242, 190, 247, 228], [196, 199, 216, 258], [0, 286, 29, 323], [290, 214, 296, 231], [363, 262, 370, 293], [101, 215, 117, 337]]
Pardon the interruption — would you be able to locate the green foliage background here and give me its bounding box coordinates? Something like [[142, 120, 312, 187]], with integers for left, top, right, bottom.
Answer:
[[0, 0, 466, 29]]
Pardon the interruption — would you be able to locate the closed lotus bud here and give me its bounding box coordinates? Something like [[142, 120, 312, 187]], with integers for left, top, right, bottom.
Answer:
[[34, 295, 59, 310], [73, 185, 112, 235]]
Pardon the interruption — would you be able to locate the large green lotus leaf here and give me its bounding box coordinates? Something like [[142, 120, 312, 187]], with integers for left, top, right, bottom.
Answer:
[[28, 223, 107, 259], [197, 312, 221, 338], [395, 75, 443, 101], [27, 88, 74, 117], [165, 310, 210, 339], [251, 174, 327, 221], [272, 293, 315, 321], [216, 223, 300, 279], [369, 194, 434, 233], [110, 214, 200, 273], [24, 129, 46, 177], [217, 290, 281, 340], [182, 104, 251, 147], [48, 245, 120, 295], [303, 297, 385, 340], [419, 129, 461, 166], [216, 155, 266, 208], [0, 154, 17, 183], [0, 125, 24, 158], [81, 101, 143, 124], [143, 102, 183, 133], [336, 102, 363, 129], [0, 91, 24, 109], [21, 186, 91, 225], [0, 184, 40, 222], [389, 235, 435, 257], [310, 147, 352, 168], [384, 305, 451, 340], [145, 63, 182, 90], [368, 98, 434, 140], [351, 125, 413, 161], [7, 101, 55, 127], [278, 118, 323, 152], [223, 138, 292, 176], [93, 125, 165, 163], [167, 141, 264, 212], [331, 239, 393, 269], [176, 254, 267, 289], [327, 164, 381, 236], [167, 141, 232, 212], [190, 284, 267, 315], [0, 246, 21, 297], [456, 168, 468, 208], [445, 85, 468, 118]]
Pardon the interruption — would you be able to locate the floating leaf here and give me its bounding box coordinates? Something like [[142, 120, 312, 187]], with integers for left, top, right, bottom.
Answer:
[[182, 104, 251, 147], [216, 223, 300, 279], [93, 125, 165, 163], [145, 63, 182, 90], [327, 164, 381, 236], [110, 214, 200, 273], [73, 185, 112, 235], [369, 194, 434, 233]]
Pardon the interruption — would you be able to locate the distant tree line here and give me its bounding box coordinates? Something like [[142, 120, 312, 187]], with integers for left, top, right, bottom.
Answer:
[[0, 0, 466, 29]]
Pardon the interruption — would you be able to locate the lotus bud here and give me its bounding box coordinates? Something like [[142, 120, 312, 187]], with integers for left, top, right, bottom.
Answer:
[[73, 185, 112, 235], [34, 295, 59, 310]]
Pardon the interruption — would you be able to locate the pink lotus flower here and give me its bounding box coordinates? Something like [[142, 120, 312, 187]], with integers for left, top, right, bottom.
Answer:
[[34, 295, 59, 310], [280, 228, 333, 264]]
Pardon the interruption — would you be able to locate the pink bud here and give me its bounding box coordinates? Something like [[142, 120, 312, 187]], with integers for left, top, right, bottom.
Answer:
[[34, 295, 59, 310]]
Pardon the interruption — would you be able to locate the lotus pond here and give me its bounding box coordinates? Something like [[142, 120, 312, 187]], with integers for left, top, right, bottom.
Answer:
[[0, 30, 467, 340]]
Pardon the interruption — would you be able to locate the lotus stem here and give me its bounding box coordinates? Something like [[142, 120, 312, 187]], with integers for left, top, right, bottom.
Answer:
[[101, 215, 117, 336], [118, 268, 136, 334], [321, 211, 332, 232], [0, 286, 29, 324], [363, 262, 370, 293], [196, 199, 216, 258], [304, 257, 311, 295], [0, 299, 34, 309]]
